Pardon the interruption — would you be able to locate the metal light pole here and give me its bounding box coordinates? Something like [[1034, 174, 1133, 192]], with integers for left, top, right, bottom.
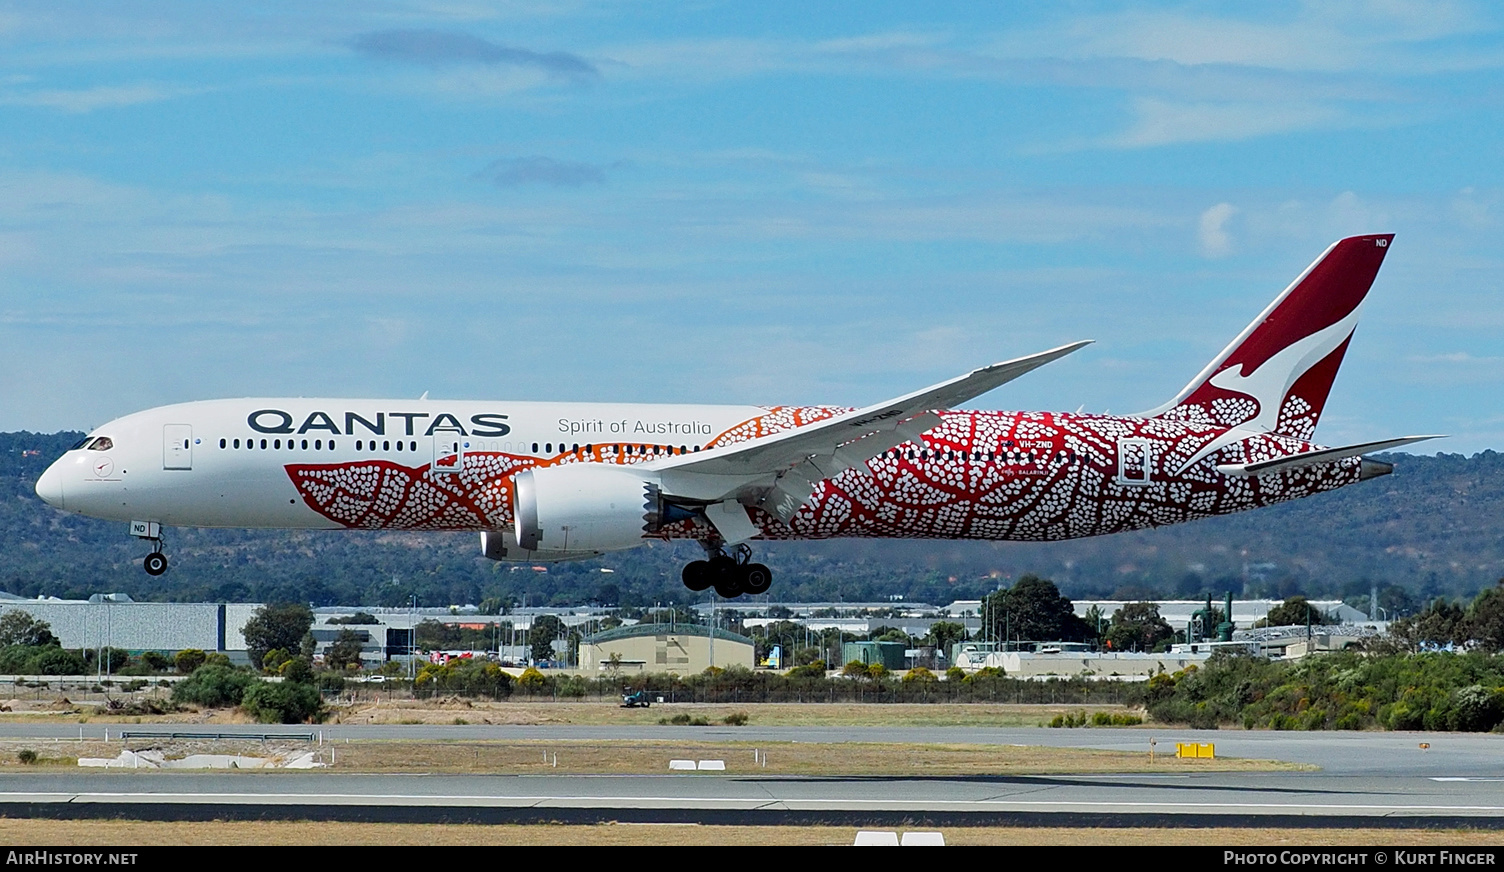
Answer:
[[408, 594, 417, 682]]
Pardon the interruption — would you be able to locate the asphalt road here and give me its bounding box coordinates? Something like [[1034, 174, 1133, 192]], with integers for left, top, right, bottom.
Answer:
[[0, 724, 1498, 825]]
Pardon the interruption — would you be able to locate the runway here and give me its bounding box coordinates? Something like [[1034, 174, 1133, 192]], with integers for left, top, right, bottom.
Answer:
[[0, 725, 1499, 826], [0, 772, 1500, 827]]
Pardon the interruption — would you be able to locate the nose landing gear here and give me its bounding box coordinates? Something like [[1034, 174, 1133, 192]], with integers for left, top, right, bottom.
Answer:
[[143, 548, 168, 576], [681, 543, 771, 598], [130, 521, 168, 576]]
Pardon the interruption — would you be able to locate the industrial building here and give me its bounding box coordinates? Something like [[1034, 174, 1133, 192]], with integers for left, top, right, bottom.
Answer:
[[0, 592, 259, 661], [578, 624, 755, 673], [937, 598, 1369, 629]]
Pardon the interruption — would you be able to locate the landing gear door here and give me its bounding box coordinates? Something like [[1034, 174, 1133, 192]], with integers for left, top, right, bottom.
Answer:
[[431, 428, 465, 476], [1117, 437, 1151, 485], [163, 424, 193, 470]]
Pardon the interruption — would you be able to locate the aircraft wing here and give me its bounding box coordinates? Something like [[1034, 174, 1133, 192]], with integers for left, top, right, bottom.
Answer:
[[1215, 435, 1445, 477], [648, 340, 1091, 523]]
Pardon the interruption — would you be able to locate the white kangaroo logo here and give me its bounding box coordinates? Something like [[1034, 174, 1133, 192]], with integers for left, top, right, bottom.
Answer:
[[1176, 306, 1361, 473]]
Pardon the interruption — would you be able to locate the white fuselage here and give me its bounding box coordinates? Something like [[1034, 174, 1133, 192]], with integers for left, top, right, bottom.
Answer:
[[37, 398, 780, 529]]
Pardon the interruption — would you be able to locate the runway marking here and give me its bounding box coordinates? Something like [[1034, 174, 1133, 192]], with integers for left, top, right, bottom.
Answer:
[[1432, 777, 1504, 782], [2, 792, 1502, 815]]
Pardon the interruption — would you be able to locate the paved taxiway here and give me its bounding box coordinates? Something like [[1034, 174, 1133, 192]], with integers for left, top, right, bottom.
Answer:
[[0, 725, 1498, 825]]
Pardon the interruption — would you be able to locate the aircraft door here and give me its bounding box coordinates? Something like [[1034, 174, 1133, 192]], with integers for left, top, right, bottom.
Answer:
[[431, 427, 465, 476], [1116, 437, 1151, 485], [163, 424, 193, 470]]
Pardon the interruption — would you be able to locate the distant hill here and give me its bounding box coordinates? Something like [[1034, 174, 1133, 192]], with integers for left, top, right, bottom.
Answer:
[[2, 431, 1497, 609]]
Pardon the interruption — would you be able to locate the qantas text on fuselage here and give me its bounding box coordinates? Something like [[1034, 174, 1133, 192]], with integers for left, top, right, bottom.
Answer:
[[34, 235, 1440, 597]]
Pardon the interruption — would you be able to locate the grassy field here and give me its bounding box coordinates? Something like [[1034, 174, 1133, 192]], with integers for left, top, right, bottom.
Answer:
[[328, 699, 1144, 728], [320, 738, 1295, 775], [0, 820, 1498, 846], [0, 698, 1154, 728], [0, 736, 1293, 775]]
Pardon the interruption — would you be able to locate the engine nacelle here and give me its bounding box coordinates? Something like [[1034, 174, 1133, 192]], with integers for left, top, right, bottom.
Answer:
[[480, 529, 601, 563], [514, 464, 660, 554]]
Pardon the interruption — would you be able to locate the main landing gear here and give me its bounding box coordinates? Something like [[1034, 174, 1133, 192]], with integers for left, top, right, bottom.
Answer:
[[681, 543, 771, 599]]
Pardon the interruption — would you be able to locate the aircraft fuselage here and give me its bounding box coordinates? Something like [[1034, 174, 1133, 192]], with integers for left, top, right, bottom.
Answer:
[[37, 397, 1360, 542]]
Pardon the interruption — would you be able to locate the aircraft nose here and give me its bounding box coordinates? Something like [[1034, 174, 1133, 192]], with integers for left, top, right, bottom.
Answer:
[[35, 462, 64, 510]]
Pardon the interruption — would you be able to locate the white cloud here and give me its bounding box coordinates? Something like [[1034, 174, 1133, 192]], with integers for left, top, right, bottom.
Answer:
[[1105, 98, 1341, 148], [1008, 2, 1490, 74], [0, 83, 209, 113], [1409, 351, 1504, 365], [1198, 203, 1239, 258]]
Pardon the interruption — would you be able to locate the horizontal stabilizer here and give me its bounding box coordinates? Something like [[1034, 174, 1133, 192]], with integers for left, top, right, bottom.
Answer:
[[1216, 435, 1445, 477]]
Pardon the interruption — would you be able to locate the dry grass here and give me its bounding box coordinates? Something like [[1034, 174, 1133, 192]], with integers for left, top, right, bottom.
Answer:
[[324, 738, 1295, 775], [0, 820, 1498, 846], [0, 697, 1152, 728], [0, 736, 1294, 775], [330, 699, 1145, 728]]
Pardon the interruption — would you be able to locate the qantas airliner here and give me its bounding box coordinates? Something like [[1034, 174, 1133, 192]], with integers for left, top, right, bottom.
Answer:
[[35, 235, 1437, 598]]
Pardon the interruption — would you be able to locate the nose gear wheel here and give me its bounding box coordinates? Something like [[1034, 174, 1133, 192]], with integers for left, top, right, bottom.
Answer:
[[142, 538, 168, 576]]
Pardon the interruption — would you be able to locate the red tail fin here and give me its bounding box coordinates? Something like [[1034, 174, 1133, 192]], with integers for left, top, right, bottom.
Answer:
[[1150, 234, 1393, 442]]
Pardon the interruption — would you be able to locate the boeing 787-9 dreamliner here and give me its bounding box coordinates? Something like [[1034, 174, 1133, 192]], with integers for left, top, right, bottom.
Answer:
[[35, 235, 1438, 598]]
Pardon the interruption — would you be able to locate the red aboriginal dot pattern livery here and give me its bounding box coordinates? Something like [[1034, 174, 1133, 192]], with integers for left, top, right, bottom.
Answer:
[[284, 405, 1358, 542], [284, 406, 843, 532]]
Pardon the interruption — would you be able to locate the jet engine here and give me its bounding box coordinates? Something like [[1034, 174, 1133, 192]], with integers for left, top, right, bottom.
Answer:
[[513, 464, 661, 554], [480, 529, 602, 563]]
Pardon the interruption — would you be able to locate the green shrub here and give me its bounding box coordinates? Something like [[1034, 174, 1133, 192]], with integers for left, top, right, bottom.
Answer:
[[171, 665, 254, 708], [241, 680, 325, 724], [516, 666, 549, 693], [174, 649, 207, 674], [414, 659, 513, 699], [785, 661, 827, 679], [16, 749, 36, 765], [276, 656, 313, 684], [139, 651, 171, 672], [723, 711, 749, 726]]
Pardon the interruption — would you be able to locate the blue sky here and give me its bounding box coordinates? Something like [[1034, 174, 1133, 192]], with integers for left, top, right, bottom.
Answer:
[[1, 1, 1501, 451]]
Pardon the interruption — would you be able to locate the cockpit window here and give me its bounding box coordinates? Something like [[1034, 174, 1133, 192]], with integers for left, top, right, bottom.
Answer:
[[87, 437, 114, 451], [69, 437, 92, 451]]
